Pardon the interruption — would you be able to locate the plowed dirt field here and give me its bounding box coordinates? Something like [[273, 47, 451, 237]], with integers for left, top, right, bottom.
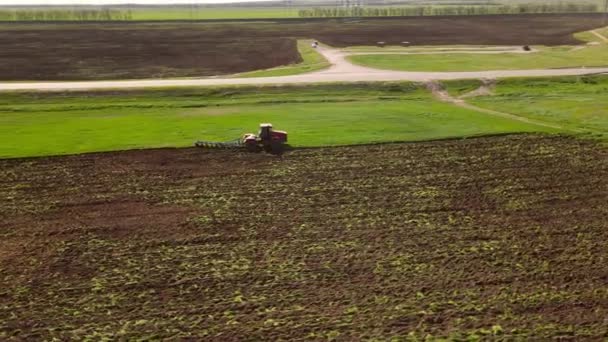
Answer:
[[1, 135, 607, 339], [0, 13, 605, 80]]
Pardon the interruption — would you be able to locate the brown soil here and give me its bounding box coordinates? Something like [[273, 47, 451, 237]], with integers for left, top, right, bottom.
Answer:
[[0, 29, 300, 80], [1, 135, 607, 340], [0, 13, 604, 80]]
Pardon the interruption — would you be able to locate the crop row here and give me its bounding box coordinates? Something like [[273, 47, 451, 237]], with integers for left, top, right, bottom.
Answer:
[[0, 135, 606, 340]]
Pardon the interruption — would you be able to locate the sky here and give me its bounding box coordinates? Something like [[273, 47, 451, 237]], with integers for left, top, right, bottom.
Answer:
[[0, 0, 275, 4]]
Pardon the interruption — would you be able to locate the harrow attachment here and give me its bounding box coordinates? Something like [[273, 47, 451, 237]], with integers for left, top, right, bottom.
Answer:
[[194, 138, 243, 150]]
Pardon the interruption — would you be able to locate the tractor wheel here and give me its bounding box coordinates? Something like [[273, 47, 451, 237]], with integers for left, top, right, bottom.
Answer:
[[270, 141, 285, 155], [246, 142, 261, 153]]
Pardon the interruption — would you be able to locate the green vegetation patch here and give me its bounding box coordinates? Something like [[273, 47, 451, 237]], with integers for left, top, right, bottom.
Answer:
[[349, 44, 608, 71], [456, 75, 608, 140], [130, 7, 298, 20], [236, 40, 330, 78], [0, 83, 550, 158], [442, 79, 485, 98], [0, 7, 299, 21], [348, 28, 608, 72]]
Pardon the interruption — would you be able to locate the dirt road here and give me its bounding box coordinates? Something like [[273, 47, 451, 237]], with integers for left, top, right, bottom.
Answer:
[[1, 45, 607, 92]]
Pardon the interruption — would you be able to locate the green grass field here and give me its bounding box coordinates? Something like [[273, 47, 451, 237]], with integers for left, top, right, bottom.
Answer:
[[0, 3, 601, 21], [0, 83, 552, 159], [0, 7, 300, 21], [236, 40, 330, 78], [3, 76, 607, 159], [446, 75, 608, 140], [348, 28, 608, 72], [129, 7, 299, 20]]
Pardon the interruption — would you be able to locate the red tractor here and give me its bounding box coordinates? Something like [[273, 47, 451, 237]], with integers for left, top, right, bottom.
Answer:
[[243, 123, 288, 153], [195, 123, 288, 155]]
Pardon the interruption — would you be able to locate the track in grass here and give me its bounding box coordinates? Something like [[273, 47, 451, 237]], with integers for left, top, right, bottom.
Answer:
[[1, 135, 607, 340], [446, 75, 608, 140]]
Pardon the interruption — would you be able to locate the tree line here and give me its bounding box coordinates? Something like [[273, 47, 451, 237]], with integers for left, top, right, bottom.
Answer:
[[0, 9, 133, 21], [297, 3, 600, 18]]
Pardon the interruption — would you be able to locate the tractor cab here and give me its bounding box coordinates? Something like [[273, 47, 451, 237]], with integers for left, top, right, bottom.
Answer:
[[259, 123, 287, 144], [241, 123, 288, 154]]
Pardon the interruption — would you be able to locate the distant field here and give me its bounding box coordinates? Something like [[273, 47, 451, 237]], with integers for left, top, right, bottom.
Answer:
[[0, 28, 301, 80], [0, 6, 298, 21], [349, 27, 608, 72], [130, 7, 298, 20], [0, 83, 551, 158], [0, 3, 600, 21], [0, 14, 604, 81]]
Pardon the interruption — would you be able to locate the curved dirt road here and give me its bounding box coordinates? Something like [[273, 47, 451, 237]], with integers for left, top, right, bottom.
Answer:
[[1, 45, 607, 92]]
